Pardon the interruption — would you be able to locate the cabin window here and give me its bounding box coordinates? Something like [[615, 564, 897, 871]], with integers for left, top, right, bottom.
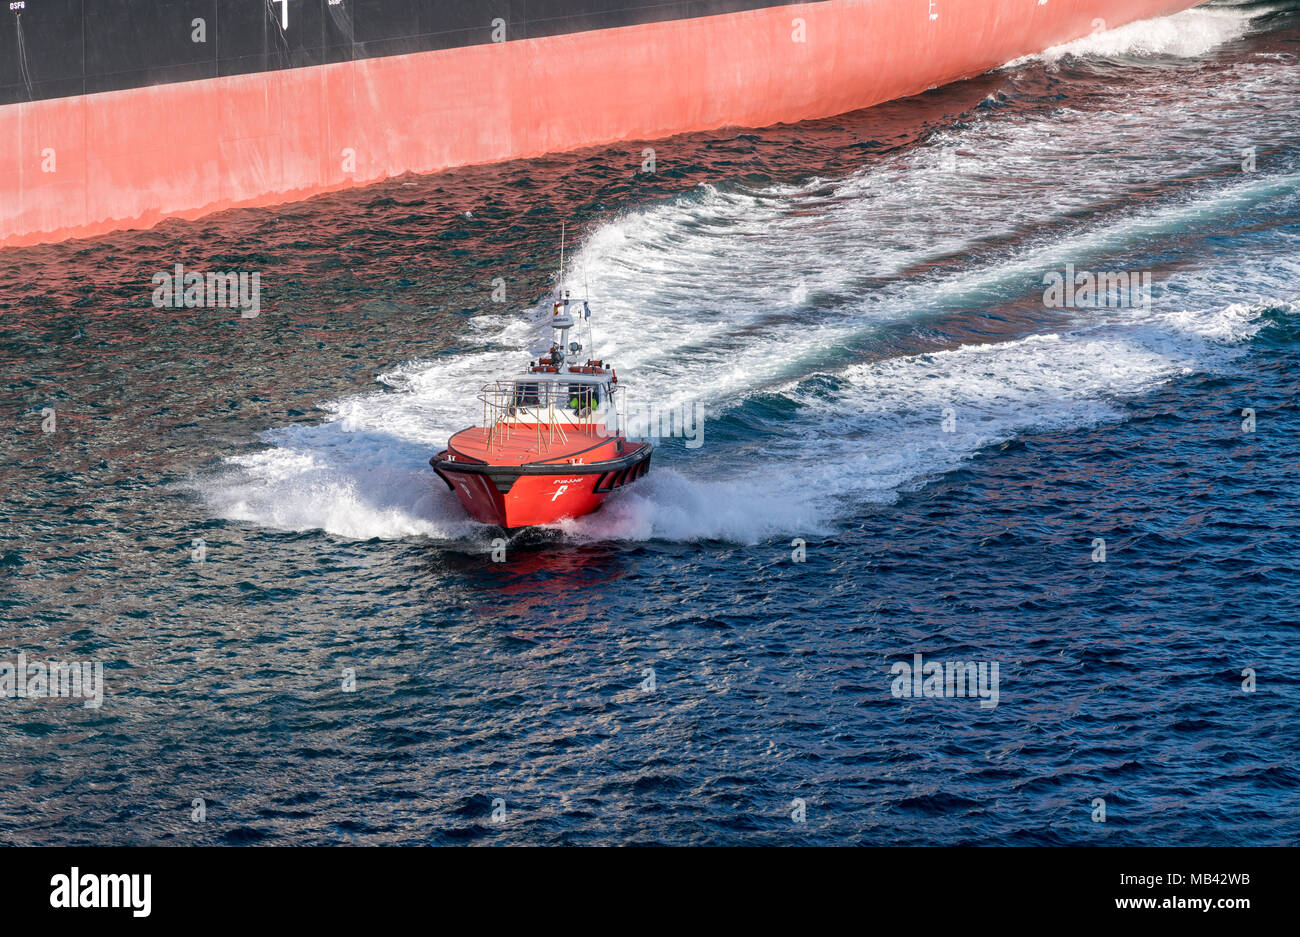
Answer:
[[567, 383, 599, 411], [513, 382, 541, 407]]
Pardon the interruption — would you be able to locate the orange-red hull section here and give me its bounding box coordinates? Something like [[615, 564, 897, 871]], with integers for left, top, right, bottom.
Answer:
[[1, 0, 1197, 249], [432, 439, 652, 528], [437, 468, 614, 528]]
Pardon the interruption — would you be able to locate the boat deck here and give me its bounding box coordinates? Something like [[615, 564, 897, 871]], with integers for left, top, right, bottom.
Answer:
[[446, 424, 621, 467]]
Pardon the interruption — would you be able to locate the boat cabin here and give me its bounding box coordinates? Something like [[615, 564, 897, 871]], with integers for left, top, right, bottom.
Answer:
[[461, 290, 628, 454], [495, 365, 618, 430]]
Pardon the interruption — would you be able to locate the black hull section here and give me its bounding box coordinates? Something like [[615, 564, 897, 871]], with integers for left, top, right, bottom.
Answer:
[[430, 441, 652, 494], [1, 0, 810, 106]]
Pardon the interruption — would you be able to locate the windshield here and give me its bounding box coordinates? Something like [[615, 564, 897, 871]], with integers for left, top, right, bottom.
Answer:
[[568, 383, 599, 410], [512, 382, 541, 407], [510, 380, 602, 410]]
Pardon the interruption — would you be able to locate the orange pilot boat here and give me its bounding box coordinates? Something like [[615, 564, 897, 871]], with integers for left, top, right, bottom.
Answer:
[[431, 291, 652, 528]]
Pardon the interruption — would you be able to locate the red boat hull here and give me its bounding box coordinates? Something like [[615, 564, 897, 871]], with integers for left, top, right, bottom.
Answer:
[[432, 441, 652, 528]]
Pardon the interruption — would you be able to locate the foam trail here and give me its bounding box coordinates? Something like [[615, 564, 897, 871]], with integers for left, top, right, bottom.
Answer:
[[197, 182, 1296, 543], [1008, 5, 1260, 64], [561, 299, 1284, 543], [196, 197, 1297, 543], [201, 439, 481, 541], [543, 53, 1300, 413], [194, 18, 1299, 543]]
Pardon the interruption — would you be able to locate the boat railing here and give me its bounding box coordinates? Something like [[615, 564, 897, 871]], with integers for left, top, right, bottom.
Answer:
[[476, 380, 624, 452]]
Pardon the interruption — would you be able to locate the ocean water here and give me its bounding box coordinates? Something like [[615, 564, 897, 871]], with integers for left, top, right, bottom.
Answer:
[[1, 1, 1297, 845]]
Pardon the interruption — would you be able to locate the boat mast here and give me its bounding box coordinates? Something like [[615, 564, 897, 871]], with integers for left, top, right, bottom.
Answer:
[[582, 248, 595, 361], [551, 223, 575, 369]]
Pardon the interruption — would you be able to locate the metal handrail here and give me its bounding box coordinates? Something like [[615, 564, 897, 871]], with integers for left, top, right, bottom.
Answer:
[[475, 379, 625, 452]]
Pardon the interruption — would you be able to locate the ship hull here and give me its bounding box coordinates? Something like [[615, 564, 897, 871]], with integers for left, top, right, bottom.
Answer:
[[431, 441, 652, 528], [1, 0, 1199, 249]]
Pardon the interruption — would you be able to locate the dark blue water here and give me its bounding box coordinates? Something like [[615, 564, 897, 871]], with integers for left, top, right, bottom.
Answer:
[[1, 2, 1297, 844]]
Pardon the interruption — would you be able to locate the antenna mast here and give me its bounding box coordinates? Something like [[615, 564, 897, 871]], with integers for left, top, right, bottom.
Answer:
[[583, 250, 593, 357]]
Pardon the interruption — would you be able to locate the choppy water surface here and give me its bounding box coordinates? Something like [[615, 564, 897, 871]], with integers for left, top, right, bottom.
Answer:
[[1, 2, 1297, 844]]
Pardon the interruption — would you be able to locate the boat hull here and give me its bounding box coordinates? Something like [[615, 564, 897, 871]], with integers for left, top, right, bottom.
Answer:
[[1, 0, 1200, 249], [431, 441, 652, 528]]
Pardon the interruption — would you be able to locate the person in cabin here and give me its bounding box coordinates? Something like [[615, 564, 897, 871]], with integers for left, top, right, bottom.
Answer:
[[569, 384, 594, 416]]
